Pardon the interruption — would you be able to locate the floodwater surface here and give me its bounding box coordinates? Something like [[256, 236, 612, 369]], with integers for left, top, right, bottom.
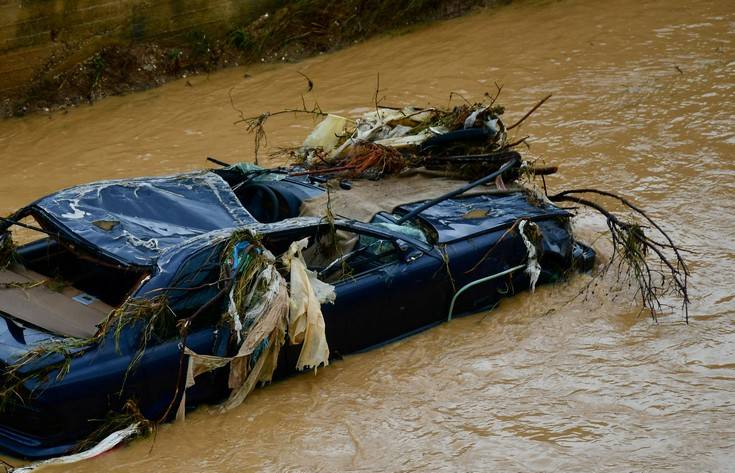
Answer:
[[1, 0, 734, 471]]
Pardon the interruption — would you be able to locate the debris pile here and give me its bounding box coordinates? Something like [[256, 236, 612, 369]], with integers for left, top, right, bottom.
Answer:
[[236, 86, 687, 322], [260, 100, 538, 186], [292, 101, 511, 179]]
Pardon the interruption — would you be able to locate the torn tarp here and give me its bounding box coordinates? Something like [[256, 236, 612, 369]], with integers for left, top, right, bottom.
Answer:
[[26, 172, 255, 267]]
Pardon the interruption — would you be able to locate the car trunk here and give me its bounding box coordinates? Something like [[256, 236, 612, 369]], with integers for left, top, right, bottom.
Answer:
[[0, 238, 147, 342]]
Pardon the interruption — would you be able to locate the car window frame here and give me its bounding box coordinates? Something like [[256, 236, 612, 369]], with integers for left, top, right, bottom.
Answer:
[[325, 221, 430, 284], [318, 233, 404, 284]]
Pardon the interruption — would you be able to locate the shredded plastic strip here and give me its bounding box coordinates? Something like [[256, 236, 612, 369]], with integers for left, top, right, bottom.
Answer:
[[283, 238, 333, 372], [10, 423, 140, 473], [519, 220, 541, 292], [177, 239, 334, 417]]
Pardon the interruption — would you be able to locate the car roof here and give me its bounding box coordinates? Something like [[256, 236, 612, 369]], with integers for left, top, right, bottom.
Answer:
[[29, 171, 256, 267]]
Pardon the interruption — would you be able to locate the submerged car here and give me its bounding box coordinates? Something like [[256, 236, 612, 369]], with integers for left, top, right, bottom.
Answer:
[[0, 164, 594, 459]]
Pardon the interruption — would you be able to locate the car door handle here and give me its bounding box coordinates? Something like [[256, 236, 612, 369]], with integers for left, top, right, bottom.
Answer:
[[403, 250, 423, 263]]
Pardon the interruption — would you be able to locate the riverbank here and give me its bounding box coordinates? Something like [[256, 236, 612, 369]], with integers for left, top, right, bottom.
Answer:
[[1, 0, 507, 118]]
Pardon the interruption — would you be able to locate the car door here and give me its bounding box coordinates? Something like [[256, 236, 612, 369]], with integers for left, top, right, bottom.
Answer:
[[320, 223, 450, 355], [131, 242, 232, 416]]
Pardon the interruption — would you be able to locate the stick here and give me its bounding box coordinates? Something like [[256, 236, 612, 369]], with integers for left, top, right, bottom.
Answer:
[[288, 165, 358, 176], [424, 150, 521, 163], [396, 158, 519, 225], [507, 94, 552, 130], [505, 135, 529, 148], [206, 157, 231, 167], [529, 165, 558, 176]]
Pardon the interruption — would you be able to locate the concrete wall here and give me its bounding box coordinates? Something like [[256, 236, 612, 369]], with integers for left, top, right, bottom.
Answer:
[[0, 0, 281, 96]]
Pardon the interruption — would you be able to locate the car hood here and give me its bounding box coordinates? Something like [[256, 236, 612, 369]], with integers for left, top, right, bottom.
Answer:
[[396, 192, 570, 243], [25, 172, 255, 267]]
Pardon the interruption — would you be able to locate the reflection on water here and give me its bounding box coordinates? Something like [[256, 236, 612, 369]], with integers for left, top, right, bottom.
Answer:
[[0, 0, 733, 471]]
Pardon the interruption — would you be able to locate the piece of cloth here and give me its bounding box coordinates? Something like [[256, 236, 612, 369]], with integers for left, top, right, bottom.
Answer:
[[177, 239, 334, 417], [177, 350, 232, 421], [224, 267, 289, 410], [178, 266, 290, 417]]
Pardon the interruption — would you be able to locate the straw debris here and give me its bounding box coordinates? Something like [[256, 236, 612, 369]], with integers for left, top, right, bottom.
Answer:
[[0, 232, 15, 271], [73, 400, 154, 454]]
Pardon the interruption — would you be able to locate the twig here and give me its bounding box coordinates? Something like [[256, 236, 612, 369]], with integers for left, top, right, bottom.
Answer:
[[373, 72, 386, 118], [297, 71, 314, 92], [448, 91, 472, 107], [288, 165, 358, 176], [550, 188, 689, 276], [466, 219, 523, 274], [231, 87, 327, 165], [507, 94, 552, 130], [505, 135, 530, 149], [489, 81, 504, 107]]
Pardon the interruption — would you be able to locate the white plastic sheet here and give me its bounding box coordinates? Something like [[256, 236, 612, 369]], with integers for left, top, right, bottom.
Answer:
[[10, 423, 140, 473]]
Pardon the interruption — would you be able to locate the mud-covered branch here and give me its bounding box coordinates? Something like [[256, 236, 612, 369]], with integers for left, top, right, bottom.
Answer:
[[548, 189, 689, 322]]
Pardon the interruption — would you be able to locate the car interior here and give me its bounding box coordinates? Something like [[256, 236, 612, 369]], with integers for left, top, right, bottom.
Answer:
[[213, 168, 322, 224], [0, 236, 148, 338], [260, 225, 401, 284]]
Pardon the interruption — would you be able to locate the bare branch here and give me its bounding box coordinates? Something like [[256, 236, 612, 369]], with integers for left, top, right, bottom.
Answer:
[[507, 94, 552, 130], [548, 190, 689, 322]]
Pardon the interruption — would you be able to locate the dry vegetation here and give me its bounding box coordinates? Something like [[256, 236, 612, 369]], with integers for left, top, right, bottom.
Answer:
[[3, 0, 508, 118]]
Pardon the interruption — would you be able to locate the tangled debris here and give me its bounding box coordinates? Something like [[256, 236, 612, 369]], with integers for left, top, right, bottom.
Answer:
[[546, 189, 689, 320], [249, 96, 519, 180], [234, 82, 689, 321]]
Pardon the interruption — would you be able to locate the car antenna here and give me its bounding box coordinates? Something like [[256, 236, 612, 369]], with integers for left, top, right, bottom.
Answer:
[[395, 157, 519, 225]]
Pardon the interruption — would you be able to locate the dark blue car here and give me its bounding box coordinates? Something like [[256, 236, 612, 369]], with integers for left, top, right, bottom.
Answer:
[[0, 165, 594, 459]]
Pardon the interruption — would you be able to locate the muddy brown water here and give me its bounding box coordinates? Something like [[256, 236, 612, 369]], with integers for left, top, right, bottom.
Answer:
[[1, 0, 734, 471]]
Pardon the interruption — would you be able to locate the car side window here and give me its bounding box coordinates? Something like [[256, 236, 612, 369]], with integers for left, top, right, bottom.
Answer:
[[317, 230, 401, 284], [230, 225, 404, 286]]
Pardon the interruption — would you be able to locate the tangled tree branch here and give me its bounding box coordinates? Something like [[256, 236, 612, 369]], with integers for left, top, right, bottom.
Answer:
[[547, 189, 689, 322], [229, 84, 327, 165]]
